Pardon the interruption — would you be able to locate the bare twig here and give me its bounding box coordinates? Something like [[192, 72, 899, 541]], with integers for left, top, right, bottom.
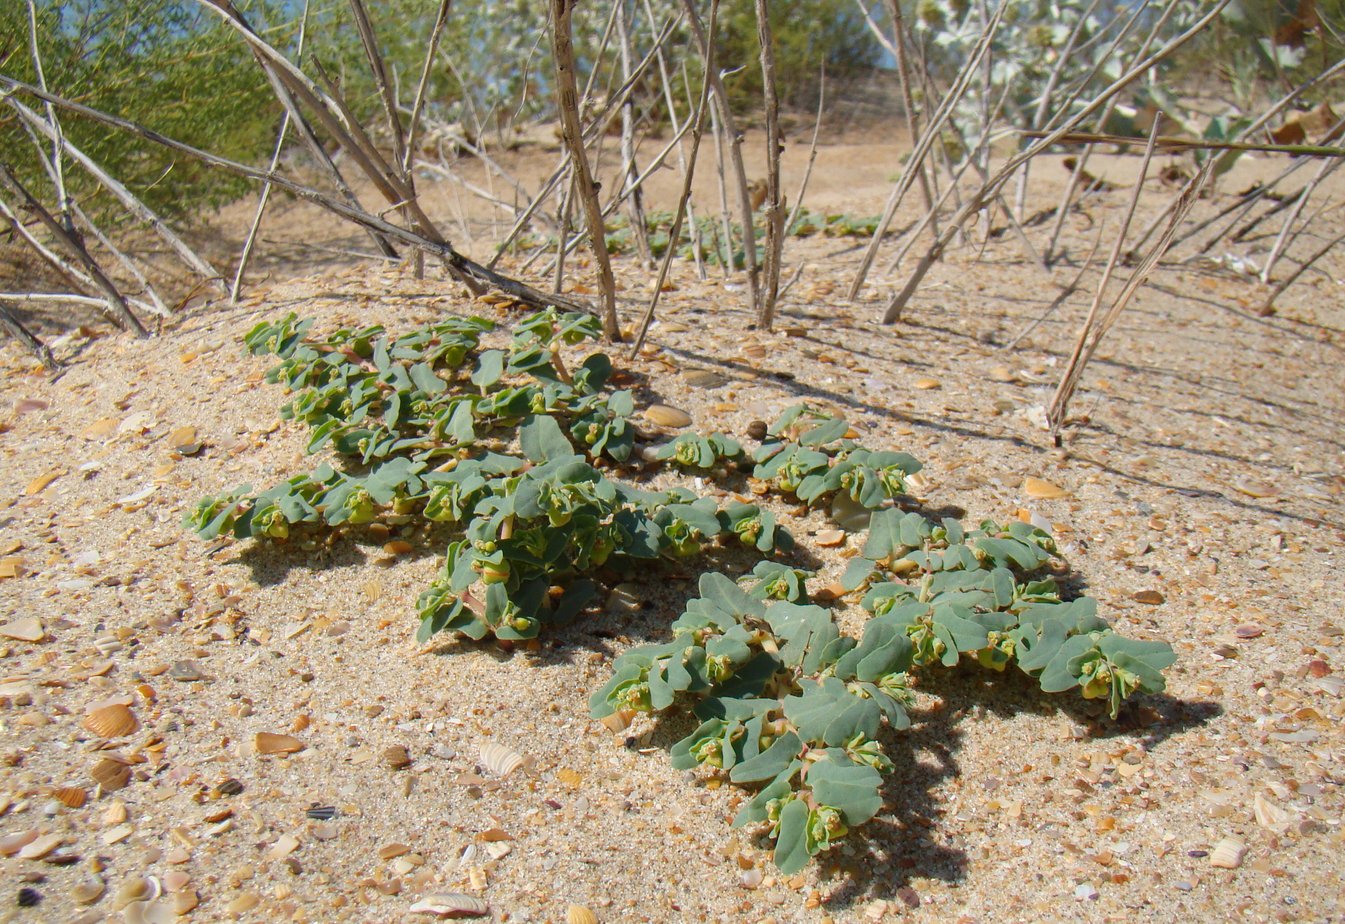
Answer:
[[1002, 225, 1105, 351], [484, 16, 679, 270], [848, 1, 1007, 301], [71, 201, 169, 316], [680, 0, 760, 310], [784, 66, 826, 235], [24, 0, 70, 229], [1047, 151, 1215, 441], [0, 76, 595, 317], [616, 0, 654, 268], [630, 0, 720, 356], [232, 0, 311, 303], [1039, 0, 1174, 265], [880, 0, 1231, 324], [0, 164, 146, 336], [348, 0, 410, 180], [5, 97, 225, 287], [551, 0, 620, 340], [0, 301, 58, 370], [1260, 155, 1344, 283], [882, 0, 937, 231], [753, 0, 785, 329], [1021, 130, 1345, 158], [402, 0, 454, 176], [1258, 225, 1345, 316]]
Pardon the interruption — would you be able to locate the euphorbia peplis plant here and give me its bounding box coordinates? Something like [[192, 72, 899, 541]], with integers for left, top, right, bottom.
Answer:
[[189, 312, 1175, 874]]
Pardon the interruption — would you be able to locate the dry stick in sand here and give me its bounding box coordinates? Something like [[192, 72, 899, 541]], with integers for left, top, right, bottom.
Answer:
[[24, 0, 70, 229], [0, 301, 58, 371], [0, 77, 594, 318], [1258, 225, 1345, 317], [5, 98, 224, 289], [630, 0, 720, 357], [616, 0, 654, 269], [1011, 0, 1104, 223], [847, 1, 1007, 302], [753, 0, 786, 330], [70, 201, 169, 316], [193, 1, 445, 257], [882, 0, 938, 233], [850, 0, 937, 232], [880, 0, 1230, 325], [402, 0, 454, 179], [485, 18, 678, 272], [1260, 155, 1344, 284], [232, 0, 312, 304], [1036, 0, 1158, 267], [773, 66, 828, 297], [709, 102, 736, 276], [551, 0, 620, 341], [1048, 143, 1215, 442], [642, 0, 704, 279], [347, 0, 424, 277], [1002, 226, 1105, 352], [680, 0, 760, 312], [11, 101, 169, 317], [0, 165, 147, 336]]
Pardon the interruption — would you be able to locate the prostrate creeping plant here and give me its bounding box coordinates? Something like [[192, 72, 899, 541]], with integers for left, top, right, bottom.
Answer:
[[189, 308, 1175, 874]]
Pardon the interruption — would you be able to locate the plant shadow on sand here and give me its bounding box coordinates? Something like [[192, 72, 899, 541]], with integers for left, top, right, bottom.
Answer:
[[817, 665, 1219, 913]]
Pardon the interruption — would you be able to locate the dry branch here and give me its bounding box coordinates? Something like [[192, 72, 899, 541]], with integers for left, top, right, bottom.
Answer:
[[5, 97, 224, 288], [0, 301, 58, 371], [1047, 154, 1215, 441], [681, 0, 760, 310], [753, 0, 785, 329], [879, 0, 1231, 324], [551, 0, 620, 340], [630, 0, 720, 356], [233, 0, 312, 303], [0, 76, 595, 319], [0, 164, 146, 336]]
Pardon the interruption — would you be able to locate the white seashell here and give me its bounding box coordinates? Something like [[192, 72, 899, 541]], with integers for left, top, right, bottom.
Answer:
[[1254, 793, 1292, 833], [408, 892, 489, 917], [479, 741, 525, 778], [1209, 836, 1247, 869], [123, 899, 176, 924]]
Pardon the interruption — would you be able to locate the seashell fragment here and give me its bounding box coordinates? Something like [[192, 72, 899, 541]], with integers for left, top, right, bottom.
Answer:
[[408, 898, 494, 919], [815, 529, 846, 548], [1023, 476, 1069, 499], [383, 745, 413, 770], [479, 741, 525, 778], [123, 899, 175, 924], [18, 833, 63, 860], [0, 830, 39, 856], [409, 892, 489, 917], [255, 732, 305, 755], [567, 904, 599, 924], [71, 876, 105, 904], [643, 404, 692, 428], [83, 703, 138, 739], [1209, 836, 1246, 869], [52, 787, 87, 809], [91, 759, 131, 792], [112, 876, 159, 910], [1254, 793, 1292, 833], [0, 617, 44, 641]]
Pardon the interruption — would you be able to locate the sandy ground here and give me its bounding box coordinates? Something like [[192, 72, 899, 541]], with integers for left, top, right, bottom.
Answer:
[[1, 128, 1344, 924]]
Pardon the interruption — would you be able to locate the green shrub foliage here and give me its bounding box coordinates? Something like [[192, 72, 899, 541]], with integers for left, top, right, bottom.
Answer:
[[190, 309, 1174, 872]]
